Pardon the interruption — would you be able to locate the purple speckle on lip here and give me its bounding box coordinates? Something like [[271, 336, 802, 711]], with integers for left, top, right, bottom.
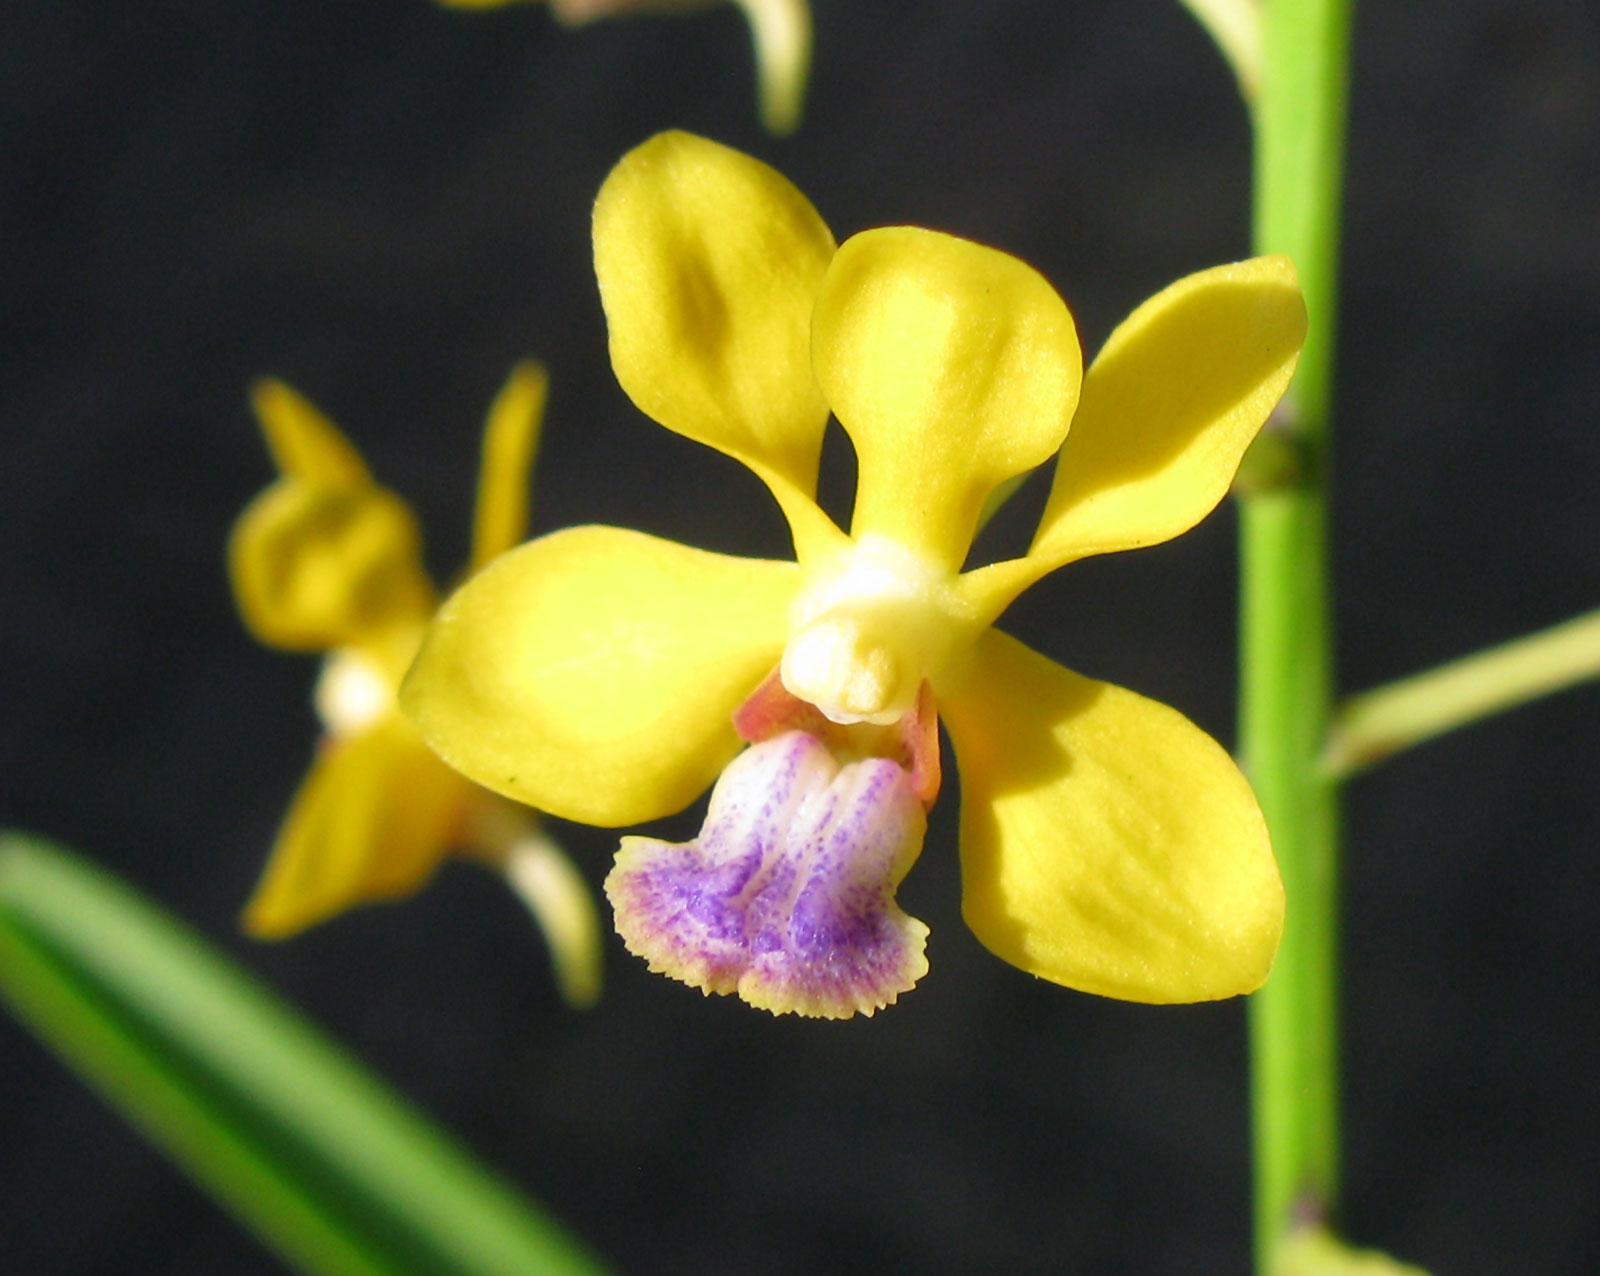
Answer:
[[604, 731, 930, 1019]]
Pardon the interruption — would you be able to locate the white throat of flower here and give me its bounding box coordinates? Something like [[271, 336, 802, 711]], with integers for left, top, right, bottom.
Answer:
[[780, 532, 974, 726]]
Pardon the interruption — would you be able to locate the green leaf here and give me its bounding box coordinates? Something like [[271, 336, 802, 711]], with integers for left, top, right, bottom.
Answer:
[[0, 831, 611, 1276]]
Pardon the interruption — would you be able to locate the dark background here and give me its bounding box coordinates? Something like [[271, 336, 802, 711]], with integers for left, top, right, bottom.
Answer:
[[4, 1, 1598, 1272]]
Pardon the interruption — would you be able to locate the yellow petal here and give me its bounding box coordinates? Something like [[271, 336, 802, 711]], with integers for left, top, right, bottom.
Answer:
[[250, 378, 372, 489], [401, 524, 800, 827], [229, 480, 436, 652], [811, 227, 1082, 573], [471, 361, 549, 572], [939, 628, 1282, 1002], [593, 131, 843, 562], [242, 714, 470, 939], [1030, 255, 1306, 566]]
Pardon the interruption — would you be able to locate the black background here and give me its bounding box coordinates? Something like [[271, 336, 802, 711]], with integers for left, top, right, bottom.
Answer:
[[4, 1, 1599, 1272]]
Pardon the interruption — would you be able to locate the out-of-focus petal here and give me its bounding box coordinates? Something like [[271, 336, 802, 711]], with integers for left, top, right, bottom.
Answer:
[[811, 227, 1081, 572], [471, 361, 549, 573], [732, 0, 811, 136], [437, 1, 809, 135], [229, 481, 436, 652], [502, 830, 606, 1010], [402, 524, 800, 827], [242, 715, 470, 939], [548, 0, 720, 24], [939, 628, 1282, 1003], [1029, 256, 1305, 566], [593, 130, 843, 562], [250, 378, 372, 490]]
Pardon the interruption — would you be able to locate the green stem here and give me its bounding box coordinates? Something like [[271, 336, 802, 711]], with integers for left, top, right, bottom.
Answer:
[[1325, 606, 1600, 777], [1240, 0, 1352, 1270]]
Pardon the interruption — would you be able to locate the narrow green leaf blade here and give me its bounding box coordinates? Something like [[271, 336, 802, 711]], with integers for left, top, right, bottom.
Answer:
[[0, 832, 611, 1276]]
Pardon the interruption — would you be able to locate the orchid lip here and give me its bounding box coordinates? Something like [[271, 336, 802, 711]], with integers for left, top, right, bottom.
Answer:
[[605, 730, 930, 1019]]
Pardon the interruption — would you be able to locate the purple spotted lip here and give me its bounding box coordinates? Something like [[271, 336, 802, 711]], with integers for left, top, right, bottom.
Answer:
[[605, 730, 930, 1019]]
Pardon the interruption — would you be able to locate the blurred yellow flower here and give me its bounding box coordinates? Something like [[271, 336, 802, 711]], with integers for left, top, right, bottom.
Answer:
[[404, 132, 1305, 1017], [436, 0, 811, 135], [230, 364, 601, 1007]]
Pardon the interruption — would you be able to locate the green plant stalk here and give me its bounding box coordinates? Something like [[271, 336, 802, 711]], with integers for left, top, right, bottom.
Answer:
[[1240, 0, 1352, 1268], [1325, 605, 1600, 776]]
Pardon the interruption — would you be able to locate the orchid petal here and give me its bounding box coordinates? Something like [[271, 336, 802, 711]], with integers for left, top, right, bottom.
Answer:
[[593, 130, 843, 561], [402, 525, 800, 827], [471, 361, 549, 573], [242, 715, 469, 939], [229, 480, 436, 653], [1030, 255, 1306, 567], [811, 226, 1082, 572], [250, 378, 372, 490], [940, 628, 1282, 1002]]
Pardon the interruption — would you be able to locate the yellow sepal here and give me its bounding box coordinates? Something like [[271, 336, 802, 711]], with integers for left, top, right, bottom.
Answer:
[[1031, 255, 1306, 565], [811, 227, 1082, 573], [228, 480, 436, 653], [593, 131, 843, 561], [250, 377, 372, 490], [471, 361, 549, 573], [242, 714, 470, 939], [402, 524, 800, 827], [233, 377, 437, 651], [940, 628, 1282, 1002]]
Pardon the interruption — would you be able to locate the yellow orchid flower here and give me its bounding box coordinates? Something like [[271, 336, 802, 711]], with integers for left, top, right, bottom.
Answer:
[[230, 364, 602, 1008], [403, 131, 1306, 1019], [435, 0, 810, 135]]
